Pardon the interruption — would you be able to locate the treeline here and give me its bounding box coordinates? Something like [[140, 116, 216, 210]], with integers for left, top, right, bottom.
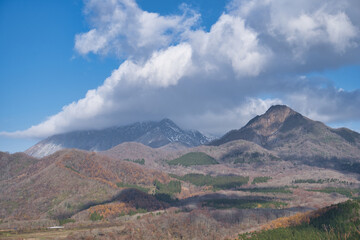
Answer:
[[293, 178, 350, 184], [307, 187, 358, 198]]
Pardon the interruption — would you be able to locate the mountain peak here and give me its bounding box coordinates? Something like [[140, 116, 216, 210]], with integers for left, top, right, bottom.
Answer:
[[266, 105, 294, 114], [209, 105, 309, 147], [244, 105, 297, 135], [159, 118, 177, 126]]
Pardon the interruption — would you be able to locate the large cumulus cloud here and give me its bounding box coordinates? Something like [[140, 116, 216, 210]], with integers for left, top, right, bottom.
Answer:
[[2, 0, 360, 139]]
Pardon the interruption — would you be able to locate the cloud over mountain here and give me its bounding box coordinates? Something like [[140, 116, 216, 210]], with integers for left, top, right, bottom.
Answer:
[[2, 0, 360, 139]]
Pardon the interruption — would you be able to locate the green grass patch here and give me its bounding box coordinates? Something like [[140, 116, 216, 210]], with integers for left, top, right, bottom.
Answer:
[[168, 152, 218, 166], [154, 180, 181, 195], [204, 198, 287, 210], [239, 187, 292, 194], [116, 182, 149, 193], [90, 211, 103, 221], [153, 180, 181, 203], [172, 173, 249, 190], [252, 177, 272, 184], [124, 158, 145, 165], [307, 187, 358, 198]]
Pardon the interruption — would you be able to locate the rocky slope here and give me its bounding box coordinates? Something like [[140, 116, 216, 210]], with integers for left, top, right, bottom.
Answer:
[[25, 119, 211, 158]]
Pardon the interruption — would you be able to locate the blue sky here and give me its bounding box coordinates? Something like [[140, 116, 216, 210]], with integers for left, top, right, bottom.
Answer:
[[0, 0, 119, 151], [0, 0, 360, 153]]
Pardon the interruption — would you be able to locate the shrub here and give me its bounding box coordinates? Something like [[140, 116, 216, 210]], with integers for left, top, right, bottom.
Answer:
[[58, 218, 75, 225], [252, 177, 272, 184], [239, 187, 292, 194], [124, 158, 145, 165], [90, 211, 103, 221]]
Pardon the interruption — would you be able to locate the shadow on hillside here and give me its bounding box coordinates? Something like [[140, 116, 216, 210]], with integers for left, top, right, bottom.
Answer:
[[287, 155, 360, 177], [54, 189, 296, 220], [54, 188, 165, 220], [175, 193, 285, 207]]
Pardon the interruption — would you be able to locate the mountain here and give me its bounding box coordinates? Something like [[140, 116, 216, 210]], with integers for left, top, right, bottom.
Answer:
[[25, 118, 211, 158], [210, 105, 360, 167]]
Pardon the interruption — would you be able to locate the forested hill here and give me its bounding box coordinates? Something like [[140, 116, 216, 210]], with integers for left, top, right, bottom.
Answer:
[[238, 199, 360, 240]]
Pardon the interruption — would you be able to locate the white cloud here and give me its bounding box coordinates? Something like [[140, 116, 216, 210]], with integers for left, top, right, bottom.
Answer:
[[324, 12, 358, 52], [189, 14, 271, 77], [2, 43, 193, 138], [75, 29, 108, 55], [107, 43, 193, 87], [179, 98, 283, 135], [287, 87, 360, 124], [75, 0, 199, 58], [2, 0, 360, 140], [281, 11, 357, 55], [229, 0, 359, 59]]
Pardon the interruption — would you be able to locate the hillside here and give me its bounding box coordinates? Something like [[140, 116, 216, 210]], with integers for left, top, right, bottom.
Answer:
[[102, 139, 282, 172], [238, 199, 360, 240], [0, 150, 172, 224], [0, 152, 39, 181], [101, 142, 176, 164], [25, 119, 211, 158]]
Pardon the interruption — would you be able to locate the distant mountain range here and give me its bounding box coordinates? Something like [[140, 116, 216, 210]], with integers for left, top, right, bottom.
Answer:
[[25, 118, 212, 158]]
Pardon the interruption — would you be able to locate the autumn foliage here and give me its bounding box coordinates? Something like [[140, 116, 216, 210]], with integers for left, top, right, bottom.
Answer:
[[87, 189, 168, 219]]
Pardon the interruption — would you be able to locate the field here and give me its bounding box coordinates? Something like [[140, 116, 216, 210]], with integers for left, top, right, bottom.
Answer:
[[168, 152, 219, 166]]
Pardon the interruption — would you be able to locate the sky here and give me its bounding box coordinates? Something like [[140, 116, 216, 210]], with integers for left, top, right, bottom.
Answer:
[[0, 0, 359, 153]]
